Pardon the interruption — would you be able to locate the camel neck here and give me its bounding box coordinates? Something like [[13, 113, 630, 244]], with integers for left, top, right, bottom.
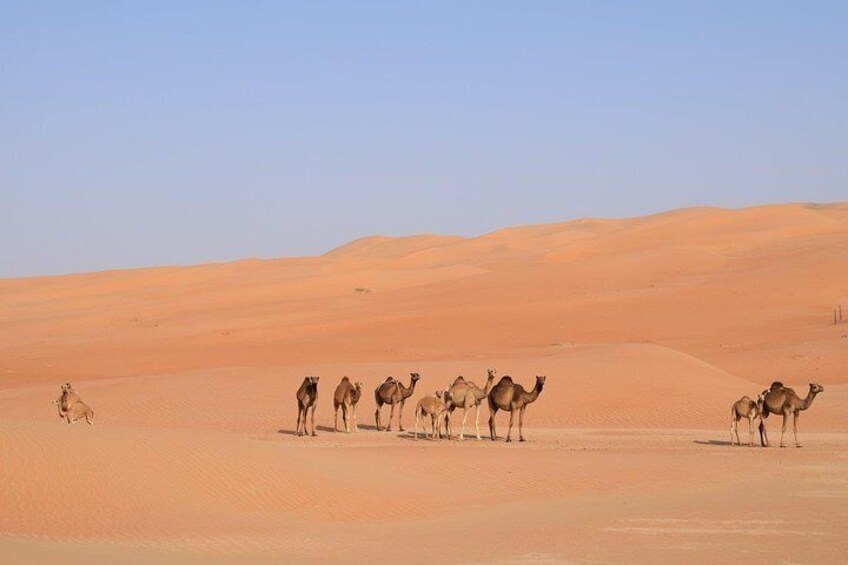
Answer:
[[800, 388, 819, 410], [401, 378, 417, 398], [526, 381, 544, 403]]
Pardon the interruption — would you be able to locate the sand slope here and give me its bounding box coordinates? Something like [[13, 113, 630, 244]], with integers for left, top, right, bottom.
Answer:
[[2, 202, 847, 563]]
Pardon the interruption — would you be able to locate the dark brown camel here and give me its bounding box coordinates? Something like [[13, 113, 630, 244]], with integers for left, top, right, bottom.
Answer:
[[759, 381, 824, 447], [295, 376, 319, 437], [488, 375, 546, 442], [374, 373, 420, 431]]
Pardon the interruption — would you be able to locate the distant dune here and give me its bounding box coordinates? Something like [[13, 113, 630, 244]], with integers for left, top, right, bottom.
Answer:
[[2, 202, 847, 564]]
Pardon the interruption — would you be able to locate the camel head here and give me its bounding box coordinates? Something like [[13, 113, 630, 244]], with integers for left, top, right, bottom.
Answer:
[[535, 375, 546, 389], [487, 369, 497, 381], [435, 390, 444, 399], [355, 381, 363, 391], [410, 373, 420, 383], [61, 383, 72, 393], [52, 398, 60, 405], [809, 383, 824, 394], [308, 376, 319, 386]]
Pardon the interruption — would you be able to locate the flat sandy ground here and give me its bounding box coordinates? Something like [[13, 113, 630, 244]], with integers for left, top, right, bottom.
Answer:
[[2, 203, 847, 563]]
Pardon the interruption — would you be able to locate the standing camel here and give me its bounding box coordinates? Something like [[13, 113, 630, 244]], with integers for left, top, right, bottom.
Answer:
[[488, 375, 546, 442], [333, 376, 363, 433], [374, 373, 420, 431], [444, 369, 497, 440], [295, 376, 319, 437], [730, 396, 761, 446], [414, 391, 451, 440], [759, 382, 824, 448]]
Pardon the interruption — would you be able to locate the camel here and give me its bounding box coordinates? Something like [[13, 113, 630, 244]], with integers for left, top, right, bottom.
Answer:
[[295, 376, 319, 437], [730, 396, 761, 446], [758, 381, 824, 448], [488, 375, 546, 442], [59, 383, 81, 413], [333, 376, 363, 433], [443, 369, 497, 440], [414, 391, 451, 440], [374, 373, 420, 432], [53, 398, 94, 424]]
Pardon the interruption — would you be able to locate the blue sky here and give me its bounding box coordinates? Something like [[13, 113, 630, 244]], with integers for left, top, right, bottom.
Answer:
[[2, 1, 846, 276]]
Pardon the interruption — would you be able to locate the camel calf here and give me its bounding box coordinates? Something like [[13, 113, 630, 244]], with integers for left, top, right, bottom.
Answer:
[[730, 395, 761, 446], [414, 391, 451, 440]]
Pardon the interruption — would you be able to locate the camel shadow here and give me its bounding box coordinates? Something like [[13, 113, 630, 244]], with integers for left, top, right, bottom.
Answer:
[[693, 439, 747, 447]]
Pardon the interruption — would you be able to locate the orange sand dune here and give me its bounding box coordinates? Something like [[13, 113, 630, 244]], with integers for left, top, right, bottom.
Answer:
[[2, 202, 847, 563]]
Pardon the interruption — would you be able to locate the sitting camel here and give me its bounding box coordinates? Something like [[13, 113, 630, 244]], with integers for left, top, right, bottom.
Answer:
[[374, 373, 420, 432], [414, 391, 451, 440], [295, 376, 319, 437], [444, 369, 497, 440], [488, 375, 546, 442], [333, 376, 363, 433], [730, 395, 761, 446], [53, 383, 93, 425], [758, 381, 824, 448], [53, 397, 94, 424]]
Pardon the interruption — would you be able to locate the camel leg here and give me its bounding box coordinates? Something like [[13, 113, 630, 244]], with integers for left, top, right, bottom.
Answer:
[[334, 405, 340, 432], [414, 411, 420, 440], [387, 403, 396, 432], [295, 406, 301, 436], [780, 412, 788, 448], [310, 405, 317, 437], [730, 416, 739, 446], [518, 406, 526, 442], [475, 403, 481, 440], [459, 406, 469, 441], [375, 404, 382, 431], [760, 420, 768, 447], [398, 400, 406, 432], [506, 410, 515, 442], [793, 412, 800, 448], [353, 403, 359, 432], [489, 407, 498, 441], [730, 408, 737, 445], [748, 417, 754, 447], [344, 400, 351, 433]]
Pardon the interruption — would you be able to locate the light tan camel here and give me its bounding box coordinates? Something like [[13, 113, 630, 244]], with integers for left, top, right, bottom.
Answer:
[[59, 383, 81, 413], [730, 396, 761, 446], [374, 373, 420, 432], [488, 375, 546, 442], [758, 381, 824, 448], [414, 391, 451, 440], [333, 376, 363, 433], [295, 376, 319, 437], [52, 397, 94, 424], [444, 369, 497, 440]]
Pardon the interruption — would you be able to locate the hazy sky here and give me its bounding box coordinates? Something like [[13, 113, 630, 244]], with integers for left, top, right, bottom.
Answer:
[[2, 2, 846, 277]]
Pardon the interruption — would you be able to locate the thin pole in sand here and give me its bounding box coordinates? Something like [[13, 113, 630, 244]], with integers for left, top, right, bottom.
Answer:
[[840, 305, 843, 322], [835, 307, 839, 325]]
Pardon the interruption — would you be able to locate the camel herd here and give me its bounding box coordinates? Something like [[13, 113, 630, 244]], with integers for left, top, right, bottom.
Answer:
[[50, 375, 826, 447], [293, 370, 547, 442], [730, 381, 824, 447]]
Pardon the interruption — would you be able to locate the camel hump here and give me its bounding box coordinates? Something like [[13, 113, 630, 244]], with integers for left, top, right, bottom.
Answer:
[[496, 376, 514, 385], [452, 376, 466, 385], [769, 381, 784, 390], [340, 376, 350, 382], [384, 376, 395, 383]]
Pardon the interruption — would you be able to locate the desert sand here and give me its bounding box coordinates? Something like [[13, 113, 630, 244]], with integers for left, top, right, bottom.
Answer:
[[1, 202, 847, 563]]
